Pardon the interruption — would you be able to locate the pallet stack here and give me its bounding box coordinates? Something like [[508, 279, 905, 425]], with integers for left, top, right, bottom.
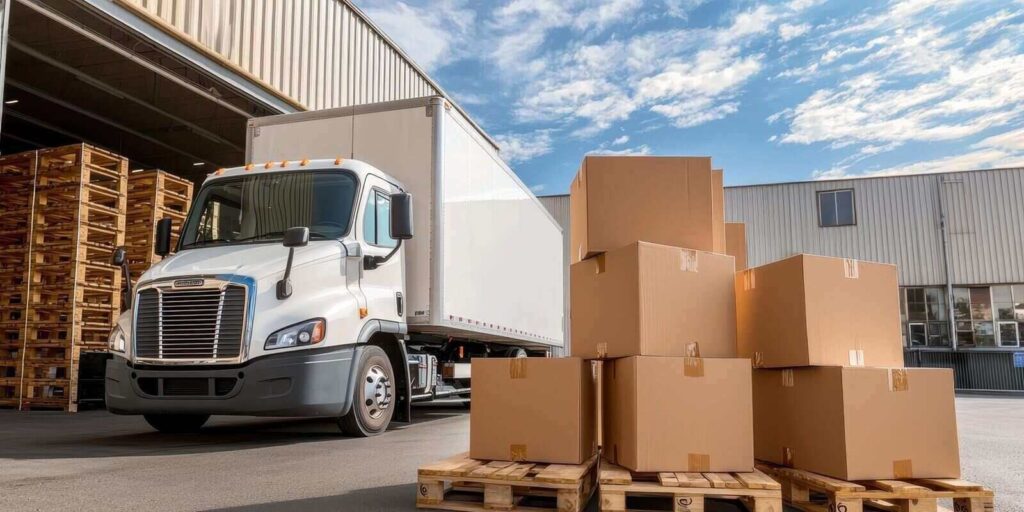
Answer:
[[124, 170, 193, 282], [0, 151, 37, 407], [20, 144, 127, 411]]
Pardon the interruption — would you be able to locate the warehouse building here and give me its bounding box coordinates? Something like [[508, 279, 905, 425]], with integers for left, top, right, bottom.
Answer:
[[541, 166, 1024, 391]]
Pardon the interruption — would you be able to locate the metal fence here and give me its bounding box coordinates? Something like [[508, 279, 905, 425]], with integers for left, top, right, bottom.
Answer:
[[905, 349, 1024, 392]]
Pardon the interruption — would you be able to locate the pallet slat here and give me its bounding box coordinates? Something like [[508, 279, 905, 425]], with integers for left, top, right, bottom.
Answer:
[[599, 460, 782, 511]]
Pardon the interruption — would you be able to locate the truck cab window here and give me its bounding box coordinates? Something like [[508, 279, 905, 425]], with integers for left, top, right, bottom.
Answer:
[[179, 171, 357, 249], [363, 189, 397, 248]]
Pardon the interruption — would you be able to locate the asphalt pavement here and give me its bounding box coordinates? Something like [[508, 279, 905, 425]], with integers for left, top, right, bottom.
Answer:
[[0, 396, 1021, 511]]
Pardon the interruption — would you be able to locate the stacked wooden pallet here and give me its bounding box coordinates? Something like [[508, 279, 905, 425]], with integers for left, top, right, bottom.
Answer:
[[20, 144, 127, 411], [0, 151, 37, 407], [124, 170, 193, 282]]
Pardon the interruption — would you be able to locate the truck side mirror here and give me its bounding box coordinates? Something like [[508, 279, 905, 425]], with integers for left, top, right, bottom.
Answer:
[[111, 247, 127, 266], [277, 227, 309, 300], [154, 218, 173, 257], [390, 192, 413, 240], [283, 226, 310, 247]]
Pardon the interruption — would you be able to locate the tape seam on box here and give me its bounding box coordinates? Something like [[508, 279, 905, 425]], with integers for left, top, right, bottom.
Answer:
[[596, 342, 608, 359], [509, 358, 527, 379], [781, 369, 794, 387], [753, 352, 764, 368], [683, 357, 704, 377], [743, 269, 756, 290], [679, 249, 699, 272], [685, 342, 701, 358], [595, 254, 606, 274], [893, 459, 913, 479], [510, 444, 527, 462], [848, 349, 865, 367], [782, 447, 794, 467], [889, 369, 909, 392], [688, 453, 711, 472], [844, 258, 859, 279]]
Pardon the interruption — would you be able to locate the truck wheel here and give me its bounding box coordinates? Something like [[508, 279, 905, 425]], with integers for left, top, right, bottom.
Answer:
[[339, 345, 395, 437], [143, 414, 210, 433]]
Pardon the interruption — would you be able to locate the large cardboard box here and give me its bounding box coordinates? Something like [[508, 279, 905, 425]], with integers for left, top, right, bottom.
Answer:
[[571, 241, 737, 360], [753, 367, 960, 480], [569, 156, 715, 263], [725, 222, 747, 270], [470, 357, 597, 464], [734, 254, 903, 368], [604, 356, 753, 473]]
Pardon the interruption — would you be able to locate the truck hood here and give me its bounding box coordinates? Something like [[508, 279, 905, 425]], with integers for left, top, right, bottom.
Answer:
[[139, 242, 342, 283]]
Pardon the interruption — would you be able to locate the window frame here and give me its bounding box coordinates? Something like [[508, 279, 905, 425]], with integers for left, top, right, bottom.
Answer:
[[362, 187, 397, 248], [816, 188, 857, 228], [997, 321, 1020, 348]]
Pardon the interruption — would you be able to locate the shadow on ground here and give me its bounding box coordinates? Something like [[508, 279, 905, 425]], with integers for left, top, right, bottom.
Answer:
[[0, 404, 466, 460]]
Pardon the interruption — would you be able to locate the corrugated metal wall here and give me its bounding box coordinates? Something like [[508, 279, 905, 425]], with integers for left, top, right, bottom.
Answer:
[[121, 0, 438, 110], [725, 168, 1024, 286], [539, 194, 570, 356]]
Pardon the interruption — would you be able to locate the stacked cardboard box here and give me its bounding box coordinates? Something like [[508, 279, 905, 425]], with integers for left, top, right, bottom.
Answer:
[[569, 156, 753, 473], [737, 254, 961, 480]]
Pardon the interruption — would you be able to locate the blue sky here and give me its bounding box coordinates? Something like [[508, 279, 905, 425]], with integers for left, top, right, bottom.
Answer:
[[354, 0, 1024, 194]]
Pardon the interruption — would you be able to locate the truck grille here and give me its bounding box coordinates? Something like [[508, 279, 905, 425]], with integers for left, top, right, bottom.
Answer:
[[135, 284, 247, 361]]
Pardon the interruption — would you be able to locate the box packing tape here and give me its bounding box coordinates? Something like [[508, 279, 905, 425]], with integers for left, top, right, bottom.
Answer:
[[892, 459, 913, 479], [781, 369, 795, 387], [848, 349, 865, 366], [594, 253, 606, 274], [509, 444, 527, 462], [684, 342, 701, 358], [596, 342, 608, 359], [889, 369, 909, 392], [843, 258, 859, 279], [679, 248, 699, 272], [752, 352, 764, 368], [742, 269, 756, 291], [683, 357, 704, 377], [687, 453, 711, 472], [782, 447, 794, 467], [509, 358, 527, 379]]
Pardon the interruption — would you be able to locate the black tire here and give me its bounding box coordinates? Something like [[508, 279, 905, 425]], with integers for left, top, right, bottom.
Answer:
[[143, 414, 210, 433], [339, 345, 395, 437]]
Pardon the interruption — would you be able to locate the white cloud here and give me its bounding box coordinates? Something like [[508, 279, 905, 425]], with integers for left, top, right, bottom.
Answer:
[[588, 144, 653, 156], [965, 9, 1023, 43], [612, 135, 630, 145], [359, 1, 474, 71], [574, 0, 644, 32], [530, 184, 547, 193], [779, 23, 810, 41], [664, 0, 705, 19], [494, 130, 555, 163]]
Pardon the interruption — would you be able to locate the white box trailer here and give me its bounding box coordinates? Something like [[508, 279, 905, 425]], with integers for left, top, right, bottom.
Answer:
[[246, 97, 565, 350]]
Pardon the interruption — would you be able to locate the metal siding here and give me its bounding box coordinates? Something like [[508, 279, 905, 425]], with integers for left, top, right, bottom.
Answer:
[[725, 168, 1024, 286], [118, 0, 439, 110], [539, 195, 571, 356]]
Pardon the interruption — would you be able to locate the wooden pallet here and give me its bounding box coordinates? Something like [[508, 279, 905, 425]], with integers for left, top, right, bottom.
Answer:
[[599, 461, 782, 512], [757, 462, 995, 512], [124, 170, 193, 282], [417, 452, 600, 511]]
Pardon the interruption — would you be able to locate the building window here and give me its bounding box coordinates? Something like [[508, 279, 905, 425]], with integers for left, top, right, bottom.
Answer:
[[817, 189, 856, 227], [902, 287, 950, 347]]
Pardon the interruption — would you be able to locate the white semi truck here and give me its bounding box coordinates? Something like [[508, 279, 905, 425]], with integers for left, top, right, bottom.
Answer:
[[105, 97, 565, 435]]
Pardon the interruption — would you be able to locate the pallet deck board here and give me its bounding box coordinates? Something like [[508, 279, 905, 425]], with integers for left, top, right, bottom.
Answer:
[[599, 460, 783, 511]]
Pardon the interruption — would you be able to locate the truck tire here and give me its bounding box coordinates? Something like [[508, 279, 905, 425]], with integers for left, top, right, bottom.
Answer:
[[143, 414, 210, 433], [339, 345, 395, 437]]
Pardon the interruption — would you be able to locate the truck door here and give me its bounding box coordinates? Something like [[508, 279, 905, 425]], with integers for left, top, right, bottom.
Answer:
[[357, 175, 404, 324]]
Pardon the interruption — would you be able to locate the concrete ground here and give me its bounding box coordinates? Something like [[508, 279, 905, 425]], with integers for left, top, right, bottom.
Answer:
[[0, 396, 1020, 511]]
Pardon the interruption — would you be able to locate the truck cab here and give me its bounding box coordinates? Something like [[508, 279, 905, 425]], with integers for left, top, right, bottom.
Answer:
[[105, 158, 416, 436]]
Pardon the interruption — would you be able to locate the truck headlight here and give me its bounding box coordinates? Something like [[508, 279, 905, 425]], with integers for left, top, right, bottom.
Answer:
[[265, 319, 326, 350], [108, 326, 126, 353]]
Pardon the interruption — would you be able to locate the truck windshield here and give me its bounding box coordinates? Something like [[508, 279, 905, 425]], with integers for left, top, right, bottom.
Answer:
[[179, 170, 358, 249]]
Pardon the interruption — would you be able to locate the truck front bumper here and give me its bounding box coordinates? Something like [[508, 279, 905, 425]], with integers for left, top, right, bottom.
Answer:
[[105, 345, 358, 417]]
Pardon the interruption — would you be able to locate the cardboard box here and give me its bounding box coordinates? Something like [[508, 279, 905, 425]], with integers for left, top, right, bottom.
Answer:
[[734, 254, 903, 368], [725, 222, 747, 270], [753, 367, 960, 480], [470, 357, 597, 464], [604, 356, 753, 472], [571, 241, 737, 360], [712, 169, 726, 254], [569, 156, 715, 263]]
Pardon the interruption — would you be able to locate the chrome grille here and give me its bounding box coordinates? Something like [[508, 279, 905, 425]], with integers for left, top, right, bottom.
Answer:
[[135, 284, 247, 361]]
